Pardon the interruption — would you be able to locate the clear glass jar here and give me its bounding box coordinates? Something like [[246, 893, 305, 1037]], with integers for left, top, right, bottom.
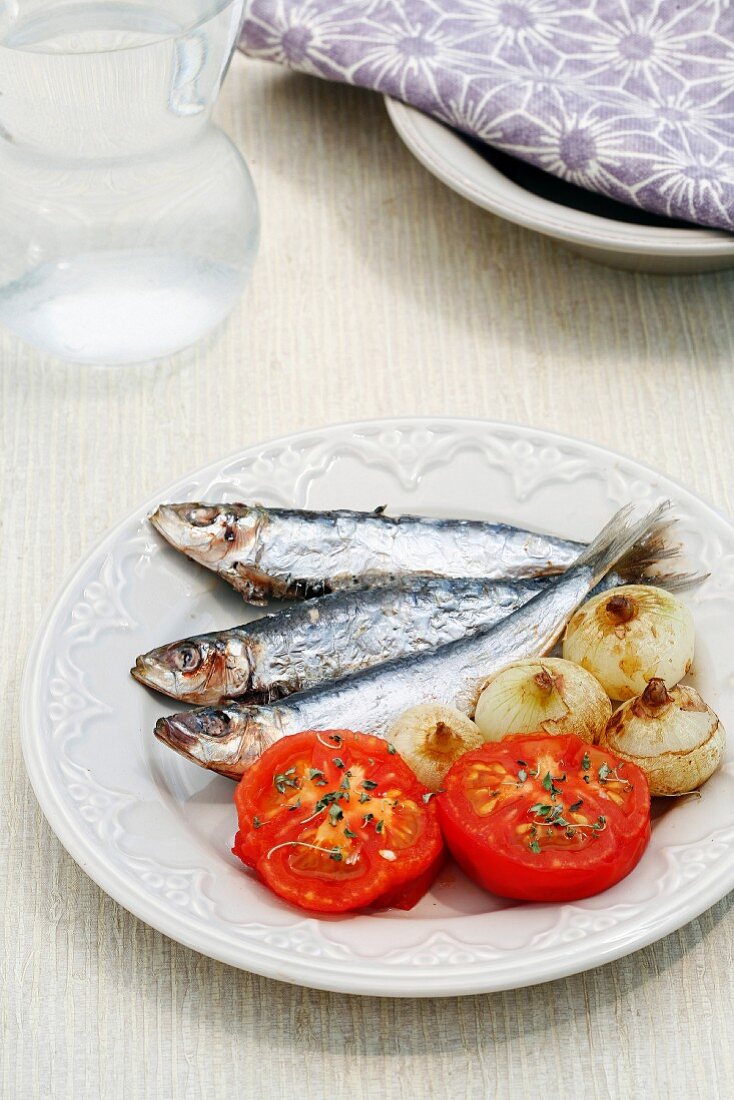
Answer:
[[0, 0, 259, 364]]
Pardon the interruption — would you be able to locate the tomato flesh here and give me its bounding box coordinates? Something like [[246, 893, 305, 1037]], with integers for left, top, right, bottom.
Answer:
[[233, 729, 444, 913], [371, 849, 446, 911], [438, 733, 651, 902]]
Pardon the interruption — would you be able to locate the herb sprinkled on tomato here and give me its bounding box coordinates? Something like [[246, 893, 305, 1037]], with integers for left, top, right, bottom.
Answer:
[[437, 733, 650, 902], [233, 730, 444, 913]]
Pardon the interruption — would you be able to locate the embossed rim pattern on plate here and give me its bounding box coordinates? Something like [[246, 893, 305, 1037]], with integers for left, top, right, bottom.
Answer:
[[21, 418, 734, 996]]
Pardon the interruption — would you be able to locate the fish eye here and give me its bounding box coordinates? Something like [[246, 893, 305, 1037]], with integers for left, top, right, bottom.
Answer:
[[195, 710, 231, 738], [187, 506, 219, 527], [173, 644, 202, 672]]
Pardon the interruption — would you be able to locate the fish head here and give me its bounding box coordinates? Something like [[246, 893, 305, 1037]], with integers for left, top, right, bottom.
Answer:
[[149, 503, 263, 568], [154, 704, 274, 779], [132, 634, 253, 705]]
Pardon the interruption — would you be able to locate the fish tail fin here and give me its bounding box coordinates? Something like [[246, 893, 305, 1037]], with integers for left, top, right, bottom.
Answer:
[[598, 514, 705, 593], [650, 569, 709, 593], [613, 518, 678, 582], [575, 501, 672, 587]]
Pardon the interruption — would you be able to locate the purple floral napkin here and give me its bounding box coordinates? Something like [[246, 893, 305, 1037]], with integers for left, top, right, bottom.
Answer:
[[240, 0, 734, 231]]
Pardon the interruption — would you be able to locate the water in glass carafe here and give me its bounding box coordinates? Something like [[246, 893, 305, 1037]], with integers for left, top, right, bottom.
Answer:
[[0, 0, 259, 363]]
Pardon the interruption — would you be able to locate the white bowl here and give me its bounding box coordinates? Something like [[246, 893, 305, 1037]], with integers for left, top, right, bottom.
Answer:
[[386, 98, 734, 274]]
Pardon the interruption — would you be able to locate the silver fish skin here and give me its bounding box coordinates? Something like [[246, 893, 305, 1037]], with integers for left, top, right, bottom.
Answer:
[[149, 502, 586, 604], [155, 502, 669, 778], [133, 526, 685, 706], [135, 577, 556, 705]]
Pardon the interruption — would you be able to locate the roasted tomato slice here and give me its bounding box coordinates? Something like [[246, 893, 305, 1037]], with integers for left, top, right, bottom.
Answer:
[[233, 729, 444, 913], [438, 733, 650, 902]]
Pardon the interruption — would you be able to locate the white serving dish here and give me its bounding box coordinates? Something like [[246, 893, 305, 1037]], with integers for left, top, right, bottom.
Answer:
[[21, 417, 734, 996], [386, 99, 734, 274]]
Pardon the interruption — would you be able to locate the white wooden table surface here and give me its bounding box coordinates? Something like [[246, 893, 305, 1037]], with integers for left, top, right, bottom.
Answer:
[[3, 56, 734, 1099]]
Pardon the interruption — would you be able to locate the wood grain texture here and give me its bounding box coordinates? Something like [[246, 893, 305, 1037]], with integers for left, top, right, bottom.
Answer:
[[2, 56, 734, 1100]]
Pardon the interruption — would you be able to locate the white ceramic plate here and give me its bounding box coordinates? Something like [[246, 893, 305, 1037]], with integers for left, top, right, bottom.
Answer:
[[22, 418, 734, 996], [385, 99, 734, 274]]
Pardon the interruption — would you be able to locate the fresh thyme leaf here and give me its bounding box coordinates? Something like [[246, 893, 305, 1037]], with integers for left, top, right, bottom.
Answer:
[[517, 759, 527, 767], [581, 752, 591, 771], [542, 772, 563, 799], [362, 813, 374, 826], [328, 804, 344, 825], [287, 799, 302, 812], [358, 792, 371, 804], [583, 775, 590, 784], [361, 779, 378, 790], [339, 774, 351, 791], [568, 799, 583, 813], [387, 743, 396, 755], [332, 756, 345, 769], [343, 827, 357, 839], [253, 816, 262, 829], [375, 819, 385, 834], [329, 847, 343, 861], [598, 762, 611, 783], [313, 791, 342, 814], [529, 803, 551, 816], [517, 769, 527, 783], [274, 770, 300, 795], [329, 734, 343, 745], [307, 768, 325, 782], [529, 840, 542, 854]]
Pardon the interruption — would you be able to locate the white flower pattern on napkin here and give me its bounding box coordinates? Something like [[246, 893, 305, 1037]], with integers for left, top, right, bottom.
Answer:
[[241, 0, 734, 229]]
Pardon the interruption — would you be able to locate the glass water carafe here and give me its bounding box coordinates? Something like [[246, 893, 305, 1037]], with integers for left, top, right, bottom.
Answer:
[[0, 0, 259, 363]]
